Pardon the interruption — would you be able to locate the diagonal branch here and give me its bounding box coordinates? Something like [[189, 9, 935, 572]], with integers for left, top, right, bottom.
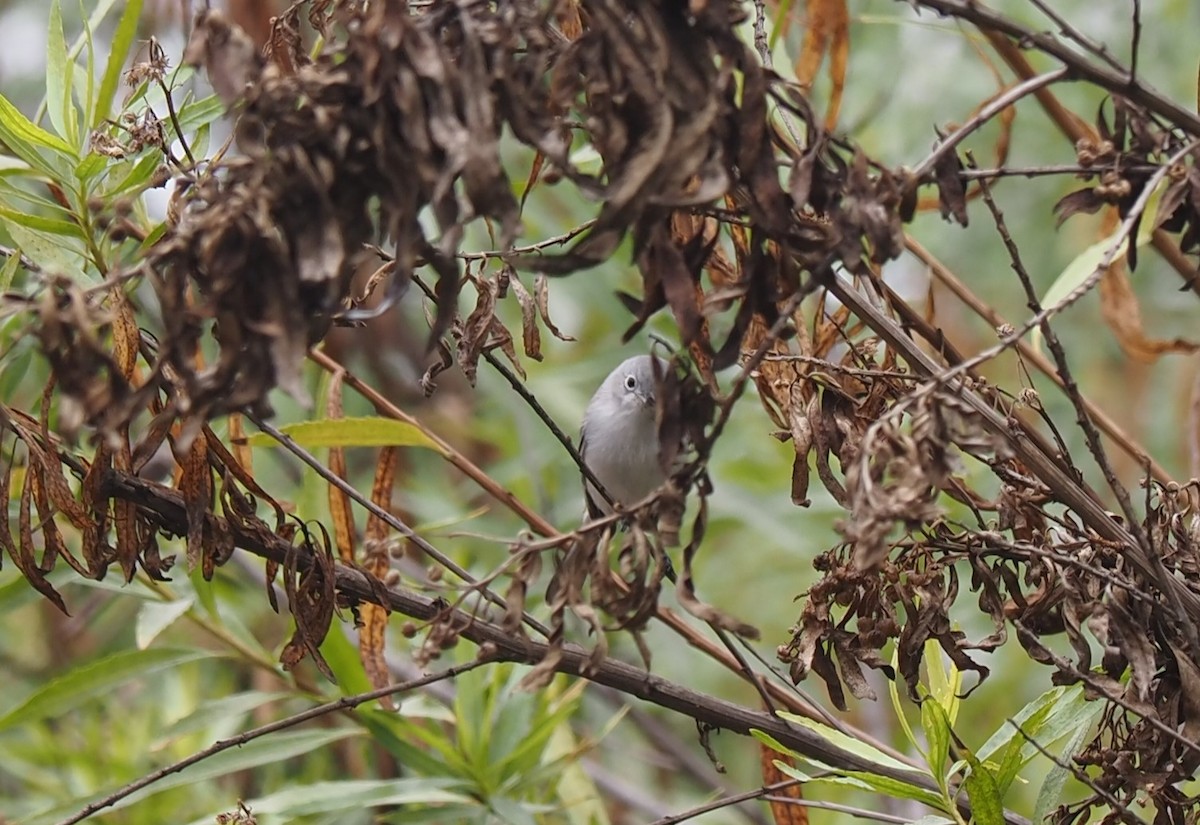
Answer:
[[96, 466, 1030, 825]]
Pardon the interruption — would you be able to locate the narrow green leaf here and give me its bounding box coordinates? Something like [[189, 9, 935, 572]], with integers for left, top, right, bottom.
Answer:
[[156, 690, 293, 742], [23, 728, 362, 825], [75, 151, 107, 182], [0, 245, 21, 290], [889, 645, 919, 751], [173, 93, 225, 135], [920, 699, 951, 783], [135, 597, 194, 649], [1033, 721, 1092, 824], [991, 733, 1026, 797], [0, 93, 76, 178], [46, 0, 78, 146], [0, 648, 213, 732], [237, 778, 470, 818], [773, 712, 918, 773], [961, 752, 1005, 825], [95, 0, 143, 128], [771, 760, 946, 810], [0, 205, 82, 236], [80, 3, 96, 130], [1034, 187, 1162, 353], [925, 638, 961, 724], [245, 417, 443, 451], [844, 770, 948, 810], [104, 152, 162, 197], [0, 220, 88, 280]]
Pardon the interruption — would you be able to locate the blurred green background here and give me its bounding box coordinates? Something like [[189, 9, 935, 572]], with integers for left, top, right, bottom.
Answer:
[[2, 0, 1198, 823]]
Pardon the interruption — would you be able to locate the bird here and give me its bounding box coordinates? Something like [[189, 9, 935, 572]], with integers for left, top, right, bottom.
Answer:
[[579, 354, 669, 520]]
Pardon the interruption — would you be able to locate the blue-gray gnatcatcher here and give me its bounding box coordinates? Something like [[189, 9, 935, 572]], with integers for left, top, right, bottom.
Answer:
[[580, 354, 668, 519]]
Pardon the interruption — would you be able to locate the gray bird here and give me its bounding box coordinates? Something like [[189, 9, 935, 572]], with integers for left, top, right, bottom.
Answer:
[[580, 354, 668, 519]]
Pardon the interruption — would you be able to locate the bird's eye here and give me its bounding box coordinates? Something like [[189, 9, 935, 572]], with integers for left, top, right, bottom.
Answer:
[[624, 374, 637, 391]]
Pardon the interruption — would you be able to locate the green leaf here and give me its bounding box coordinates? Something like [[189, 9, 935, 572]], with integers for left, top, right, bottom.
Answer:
[[356, 709, 456, 778], [770, 759, 946, 810], [991, 733, 1026, 797], [925, 638, 961, 724], [23, 728, 362, 825], [235, 778, 471, 818], [245, 416, 443, 451], [103, 152, 163, 197], [0, 204, 82, 236], [772, 712, 919, 773], [173, 93, 225, 135], [156, 689, 293, 742], [960, 750, 1005, 825], [0, 245, 21, 291], [94, 0, 143, 128], [74, 151, 107, 182], [889, 645, 920, 751], [0, 220, 88, 280], [1033, 720, 1092, 824], [46, 0, 78, 147], [1034, 188, 1161, 353], [0, 647, 213, 732], [920, 699, 951, 784], [0, 92, 77, 179], [976, 684, 1098, 771], [135, 597, 195, 649], [80, 4, 96, 130]]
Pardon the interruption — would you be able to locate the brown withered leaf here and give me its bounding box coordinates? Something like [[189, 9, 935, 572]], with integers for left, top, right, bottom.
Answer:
[[457, 276, 499, 386], [760, 744, 807, 825], [508, 269, 542, 362], [176, 429, 212, 574], [637, 222, 709, 355], [358, 449, 397, 706], [932, 138, 969, 226], [532, 274, 574, 344], [795, 0, 849, 131], [280, 525, 337, 681], [1089, 207, 1200, 362], [325, 371, 355, 564], [1053, 188, 1106, 226], [12, 464, 69, 615]]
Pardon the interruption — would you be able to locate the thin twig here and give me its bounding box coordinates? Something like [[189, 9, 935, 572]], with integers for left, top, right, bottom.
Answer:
[[56, 660, 488, 825], [1025, 0, 1126, 73], [1129, 0, 1142, 86], [905, 234, 1173, 485], [969, 160, 1137, 537], [0, 245, 41, 273], [970, 156, 1186, 646], [911, 68, 1068, 183], [902, 140, 1193, 410], [909, 0, 1200, 136], [752, 0, 771, 65], [1005, 714, 1141, 825], [761, 796, 915, 824], [97, 466, 1035, 825], [245, 411, 552, 639], [958, 163, 1156, 180], [649, 780, 800, 825]]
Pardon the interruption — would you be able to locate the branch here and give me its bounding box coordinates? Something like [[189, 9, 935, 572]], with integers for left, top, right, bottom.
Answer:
[[907, 0, 1200, 136], [911, 68, 1068, 183], [904, 234, 1173, 485], [96, 468, 1030, 825]]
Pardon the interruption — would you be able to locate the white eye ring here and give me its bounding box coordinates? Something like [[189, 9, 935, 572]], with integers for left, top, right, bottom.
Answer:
[[624, 374, 637, 391]]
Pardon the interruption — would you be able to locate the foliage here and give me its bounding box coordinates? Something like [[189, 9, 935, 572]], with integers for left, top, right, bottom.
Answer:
[[2, 1, 1200, 824]]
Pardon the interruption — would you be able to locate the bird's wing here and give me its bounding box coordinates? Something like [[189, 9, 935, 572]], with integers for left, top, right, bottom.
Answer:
[[579, 431, 606, 519]]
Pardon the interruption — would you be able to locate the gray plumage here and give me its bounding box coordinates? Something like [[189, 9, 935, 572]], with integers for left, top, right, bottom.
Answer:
[[580, 355, 667, 518]]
